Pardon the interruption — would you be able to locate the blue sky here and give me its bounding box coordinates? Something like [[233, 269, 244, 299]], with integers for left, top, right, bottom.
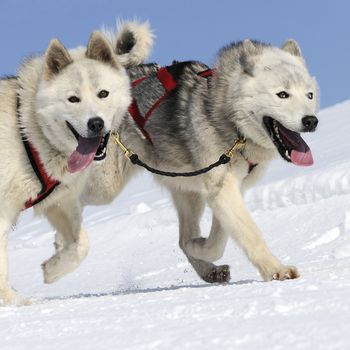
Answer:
[[0, 0, 349, 108]]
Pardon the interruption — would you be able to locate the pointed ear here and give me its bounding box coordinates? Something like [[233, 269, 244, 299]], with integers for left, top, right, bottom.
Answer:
[[240, 40, 258, 76], [242, 39, 258, 54], [44, 39, 72, 80], [282, 39, 302, 57], [86, 31, 120, 69]]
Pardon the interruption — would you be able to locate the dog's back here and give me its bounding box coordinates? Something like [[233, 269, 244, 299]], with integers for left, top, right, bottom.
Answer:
[[0, 77, 31, 200], [123, 61, 213, 165], [0, 77, 18, 118]]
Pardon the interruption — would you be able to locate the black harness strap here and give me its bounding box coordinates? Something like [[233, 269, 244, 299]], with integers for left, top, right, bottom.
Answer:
[[128, 153, 231, 177], [114, 133, 247, 178]]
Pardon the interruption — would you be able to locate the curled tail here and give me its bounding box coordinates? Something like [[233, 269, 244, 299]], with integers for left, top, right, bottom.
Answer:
[[102, 20, 155, 67]]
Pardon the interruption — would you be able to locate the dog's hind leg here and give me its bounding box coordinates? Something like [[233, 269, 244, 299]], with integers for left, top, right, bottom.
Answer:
[[0, 219, 17, 305], [41, 196, 89, 284], [207, 173, 299, 281], [171, 190, 230, 283], [184, 215, 229, 263], [0, 216, 31, 306]]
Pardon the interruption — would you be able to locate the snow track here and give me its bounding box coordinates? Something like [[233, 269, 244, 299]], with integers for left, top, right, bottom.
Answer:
[[2, 102, 350, 349]]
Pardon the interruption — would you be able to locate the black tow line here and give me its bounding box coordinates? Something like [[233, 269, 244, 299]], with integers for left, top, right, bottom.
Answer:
[[113, 133, 246, 178]]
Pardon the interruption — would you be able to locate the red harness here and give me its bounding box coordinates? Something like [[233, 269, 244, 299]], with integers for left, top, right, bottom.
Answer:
[[22, 138, 60, 209], [17, 95, 60, 210]]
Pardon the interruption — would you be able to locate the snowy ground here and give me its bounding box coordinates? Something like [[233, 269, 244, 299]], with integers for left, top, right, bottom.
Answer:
[[1, 101, 350, 349]]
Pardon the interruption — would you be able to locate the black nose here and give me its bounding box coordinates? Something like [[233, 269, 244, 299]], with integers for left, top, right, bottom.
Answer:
[[302, 115, 318, 132], [88, 117, 104, 134]]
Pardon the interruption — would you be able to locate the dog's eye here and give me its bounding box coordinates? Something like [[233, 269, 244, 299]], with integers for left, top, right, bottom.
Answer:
[[276, 91, 289, 99], [307, 92, 313, 100], [68, 96, 80, 103], [98, 90, 109, 99]]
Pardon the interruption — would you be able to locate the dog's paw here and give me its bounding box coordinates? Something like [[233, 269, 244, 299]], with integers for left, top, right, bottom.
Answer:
[[204, 264, 231, 283], [15, 296, 33, 306], [42, 255, 64, 284], [42, 247, 85, 284], [263, 265, 300, 281], [0, 288, 32, 307]]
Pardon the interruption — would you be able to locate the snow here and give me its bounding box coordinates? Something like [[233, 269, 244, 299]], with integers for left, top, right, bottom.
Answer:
[[2, 101, 350, 349]]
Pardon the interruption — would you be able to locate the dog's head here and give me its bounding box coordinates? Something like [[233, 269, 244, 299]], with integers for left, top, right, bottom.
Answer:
[[35, 32, 131, 173], [216, 39, 319, 166]]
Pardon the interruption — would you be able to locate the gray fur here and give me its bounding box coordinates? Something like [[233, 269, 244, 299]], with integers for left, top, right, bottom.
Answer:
[[108, 39, 319, 283]]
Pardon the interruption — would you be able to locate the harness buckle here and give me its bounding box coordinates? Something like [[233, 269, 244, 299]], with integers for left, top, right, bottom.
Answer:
[[225, 138, 246, 158], [113, 132, 133, 159]]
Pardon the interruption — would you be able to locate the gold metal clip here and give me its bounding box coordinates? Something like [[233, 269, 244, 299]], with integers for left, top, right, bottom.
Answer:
[[113, 132, 133, 159], [225, 138, 246, 158]]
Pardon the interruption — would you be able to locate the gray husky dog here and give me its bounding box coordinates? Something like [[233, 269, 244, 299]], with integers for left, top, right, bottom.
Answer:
[[0, 22, 153, 305], [82, 36, 319, 284]]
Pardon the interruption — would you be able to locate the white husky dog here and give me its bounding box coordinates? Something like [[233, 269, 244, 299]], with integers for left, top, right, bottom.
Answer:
[[81, 36, 319, 284], [0, 22, 153, 305]]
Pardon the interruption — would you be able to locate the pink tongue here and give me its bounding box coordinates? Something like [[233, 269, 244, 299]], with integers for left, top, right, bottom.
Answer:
[[290, 150, 314, 167], [68, 136, 101, 173]]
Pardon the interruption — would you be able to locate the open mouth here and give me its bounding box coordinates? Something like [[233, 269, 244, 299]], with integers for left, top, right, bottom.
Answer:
[[66, 121, 110, 173], [263, 117, 313, 166]]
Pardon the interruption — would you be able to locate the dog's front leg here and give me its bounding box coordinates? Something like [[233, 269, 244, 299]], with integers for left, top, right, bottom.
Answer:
[[207, 173, 299, 281], [42, 196, 89, 284], [171, 190, 231, 283]]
